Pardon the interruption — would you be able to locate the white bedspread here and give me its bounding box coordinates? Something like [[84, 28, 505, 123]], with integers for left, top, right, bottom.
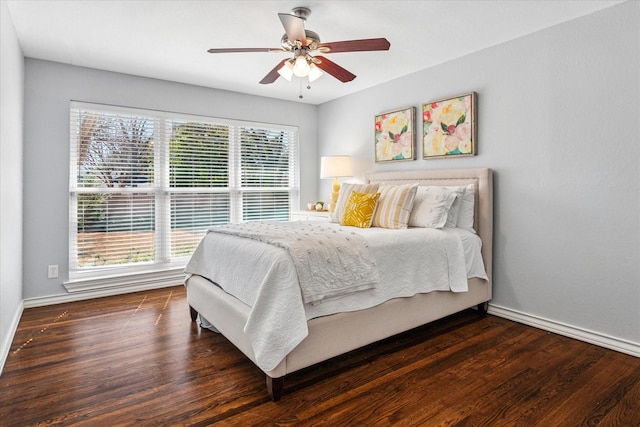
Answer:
[[206, 222, 379, 304], [184, 222, 488, 372]]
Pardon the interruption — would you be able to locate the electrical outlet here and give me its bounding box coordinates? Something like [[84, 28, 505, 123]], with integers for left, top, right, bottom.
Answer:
[[47, 264, 58, 279]]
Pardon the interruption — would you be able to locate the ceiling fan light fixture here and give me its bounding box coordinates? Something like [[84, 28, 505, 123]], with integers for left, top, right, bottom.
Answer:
[[277, 61, 294, 81], [208, 6, 390, 87], [292, 55, 311, 77], [308, 63, 323, 82]]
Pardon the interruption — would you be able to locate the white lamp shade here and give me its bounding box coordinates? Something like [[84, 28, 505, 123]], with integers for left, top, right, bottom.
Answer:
[[320, 155, 353, 179]]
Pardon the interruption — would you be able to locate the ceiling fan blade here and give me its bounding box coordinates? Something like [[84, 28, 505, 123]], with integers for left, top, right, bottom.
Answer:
[[259, 59, 289, 84], [278, 13, 307, 45], [317, 38, 390, 53], [208, 47, 286, 54], [313, 56, 356, 82]]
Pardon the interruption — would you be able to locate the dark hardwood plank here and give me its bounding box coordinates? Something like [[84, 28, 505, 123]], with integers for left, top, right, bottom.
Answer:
[[596, 378, 640, 426], [535, 356, 640, 426], [1, 286, 638, 426]]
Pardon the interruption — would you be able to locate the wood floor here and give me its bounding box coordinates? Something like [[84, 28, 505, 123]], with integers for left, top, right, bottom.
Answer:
[[1, 286, 638, 426]]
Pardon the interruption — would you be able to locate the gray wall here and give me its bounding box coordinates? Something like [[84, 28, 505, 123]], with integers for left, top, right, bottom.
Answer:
[[318, 2, 639, 344], [0, 0, 25, 366], [10, 1, 640, 353], [22, 60, 318, 299]]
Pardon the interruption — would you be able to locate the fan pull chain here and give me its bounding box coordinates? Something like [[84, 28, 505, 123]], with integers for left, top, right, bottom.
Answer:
[[299, 77, 313, 99]]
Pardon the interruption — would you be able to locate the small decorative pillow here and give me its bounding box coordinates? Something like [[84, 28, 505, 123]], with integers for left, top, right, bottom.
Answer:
[[341, 191, 381, 228], [372, 183, 418, 229], [409, 186, 459, 228], [331, 183, 380, 223]]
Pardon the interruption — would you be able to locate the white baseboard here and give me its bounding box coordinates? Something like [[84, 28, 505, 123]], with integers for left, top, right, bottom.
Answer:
[[0, 302, 24, 375], [488, 304, 640, 358]]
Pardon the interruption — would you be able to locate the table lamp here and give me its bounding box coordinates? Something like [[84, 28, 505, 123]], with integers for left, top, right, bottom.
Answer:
[[320, 155, 353, 212]]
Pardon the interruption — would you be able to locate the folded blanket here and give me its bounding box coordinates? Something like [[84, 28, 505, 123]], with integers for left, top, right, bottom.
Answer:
[[207, 222, 379, 304]]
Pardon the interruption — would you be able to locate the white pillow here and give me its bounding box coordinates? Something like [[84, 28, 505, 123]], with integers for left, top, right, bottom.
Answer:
[[455, 184, 475, 231], [443, 186, 467, 228], [409, 186, 460, 228], [330, 183, 380, 223], [371, 183, 418, 229], [411, 184, 475, 230]]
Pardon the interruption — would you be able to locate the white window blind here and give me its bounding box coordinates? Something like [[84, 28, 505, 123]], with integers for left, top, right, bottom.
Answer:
[[167, 119, 231, 261], [69, 102, 298, 282], [240, 126, 297, 222]]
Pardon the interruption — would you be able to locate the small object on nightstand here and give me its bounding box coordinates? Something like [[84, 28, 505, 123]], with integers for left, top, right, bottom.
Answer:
[[315, 201, 324, 211]]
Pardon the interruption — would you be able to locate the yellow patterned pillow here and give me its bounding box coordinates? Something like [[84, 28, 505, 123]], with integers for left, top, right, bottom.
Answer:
[[341, 191, 381, 228], [331, 183, 379, 223]]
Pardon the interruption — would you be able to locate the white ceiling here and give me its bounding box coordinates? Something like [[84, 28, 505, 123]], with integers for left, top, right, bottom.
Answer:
[[5, 0, 624, 105]]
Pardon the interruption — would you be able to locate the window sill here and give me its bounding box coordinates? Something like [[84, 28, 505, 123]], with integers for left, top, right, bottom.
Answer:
[[64, 267, 187, 293]]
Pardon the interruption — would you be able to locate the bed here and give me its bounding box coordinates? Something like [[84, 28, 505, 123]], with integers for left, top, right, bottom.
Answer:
[[184, 167, 493, 401]]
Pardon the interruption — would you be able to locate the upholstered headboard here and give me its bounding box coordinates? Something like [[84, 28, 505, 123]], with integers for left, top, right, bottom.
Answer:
[[366, 168, 493, 284]]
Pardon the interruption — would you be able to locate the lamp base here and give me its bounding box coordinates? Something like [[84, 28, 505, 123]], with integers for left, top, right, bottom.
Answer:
[[328, 178, 341, 213]]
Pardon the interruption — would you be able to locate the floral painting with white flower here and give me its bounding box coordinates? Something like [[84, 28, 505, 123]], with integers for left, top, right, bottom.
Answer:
[[375, 107, 415, 162], [422, 93, 476, 159]]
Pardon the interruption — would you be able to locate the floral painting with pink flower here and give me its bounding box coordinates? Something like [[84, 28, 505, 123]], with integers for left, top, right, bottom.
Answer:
[[422, 93, 476, 159], [375, 107, 415, 162]]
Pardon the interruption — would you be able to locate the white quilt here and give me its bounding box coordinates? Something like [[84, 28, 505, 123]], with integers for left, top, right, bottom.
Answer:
[[184, 222, 488, 372], [206, 221, 379, 304]]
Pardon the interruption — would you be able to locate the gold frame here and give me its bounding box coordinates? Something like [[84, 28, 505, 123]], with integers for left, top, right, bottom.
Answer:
[[374, 106, 416, 163], [422, 92, 476, 159]]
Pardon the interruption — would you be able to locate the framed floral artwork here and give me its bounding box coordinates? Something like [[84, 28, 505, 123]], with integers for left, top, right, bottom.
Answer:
[[422, 92, 476, 159], [374, 106, 416, 163]]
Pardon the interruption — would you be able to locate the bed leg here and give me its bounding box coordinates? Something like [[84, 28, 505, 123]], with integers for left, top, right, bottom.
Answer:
[[477, 301, 489, 316], [189, 305, 198, 322], [266, 375, 284, 402]]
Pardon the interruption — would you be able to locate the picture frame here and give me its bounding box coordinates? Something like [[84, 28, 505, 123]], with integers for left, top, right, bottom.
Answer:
[[374, 106, 416, 163], [422, 92, 476, 159]]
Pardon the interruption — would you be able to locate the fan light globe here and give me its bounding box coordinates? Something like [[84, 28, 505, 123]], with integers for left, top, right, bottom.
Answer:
[[292, 56, 310, 77], [308, 63, 323, 82], [277, 61, 294, 81]]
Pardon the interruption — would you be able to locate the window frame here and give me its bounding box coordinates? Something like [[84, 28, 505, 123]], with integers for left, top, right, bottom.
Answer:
[[67, 101, 299, 288]]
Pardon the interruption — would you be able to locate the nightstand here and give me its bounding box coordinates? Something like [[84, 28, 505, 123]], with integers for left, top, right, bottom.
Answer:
[[290, 210, 331, 221]]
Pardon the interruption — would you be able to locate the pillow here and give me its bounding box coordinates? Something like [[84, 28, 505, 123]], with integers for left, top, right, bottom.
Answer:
[[443, 185, 472, 228], [331, 183, 379, 223], [341, 191, 381, 228], [371, 183, 418, 229], [455, 184, 476, 231], [408, 186, 459, 228]]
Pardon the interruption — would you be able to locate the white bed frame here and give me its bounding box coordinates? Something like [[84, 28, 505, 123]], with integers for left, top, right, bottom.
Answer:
[[185, 168, 493, 401]]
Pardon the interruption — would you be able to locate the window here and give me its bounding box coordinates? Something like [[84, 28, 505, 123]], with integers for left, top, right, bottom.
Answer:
[[69, 102, 298, 284]]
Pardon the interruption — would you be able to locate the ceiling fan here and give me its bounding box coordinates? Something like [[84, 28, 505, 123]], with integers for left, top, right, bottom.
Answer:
[[207, 6, 390, 85]]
